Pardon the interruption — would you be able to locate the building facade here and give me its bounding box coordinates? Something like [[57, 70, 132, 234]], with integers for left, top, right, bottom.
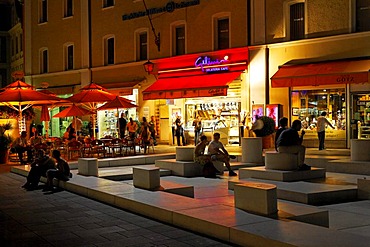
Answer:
[[24, 0, 251, 141], [22, 0, 369, 147], [249, 0, 370, 148]]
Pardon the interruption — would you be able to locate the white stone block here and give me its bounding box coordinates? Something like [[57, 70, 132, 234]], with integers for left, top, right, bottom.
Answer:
[[265, 151, 298, 171], [78, 158, 98, 176], [234, 182, 277, 216], [351, 139, 370, 161], [176, 146, 195, 161], [133, 167, 160, 190], [241, 137, 263, 163]]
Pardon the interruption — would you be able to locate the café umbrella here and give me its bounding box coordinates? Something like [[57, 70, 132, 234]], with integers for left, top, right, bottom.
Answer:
[[53, 104, 94, 136], [97, 96, 138, 137], [0, 81, 61, 133], [67, 82, 116, 138]]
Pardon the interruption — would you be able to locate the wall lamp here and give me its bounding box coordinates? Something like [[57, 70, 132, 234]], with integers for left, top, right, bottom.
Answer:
[[143, 60, 154, 75]]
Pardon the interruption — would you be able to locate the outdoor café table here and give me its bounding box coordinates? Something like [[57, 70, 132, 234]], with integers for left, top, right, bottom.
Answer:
[[98, 139, 112, 156]]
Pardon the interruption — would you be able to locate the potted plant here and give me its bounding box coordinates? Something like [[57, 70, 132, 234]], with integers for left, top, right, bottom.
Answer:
[[252, 116, 276, 148], [0, 122, 14, 164]]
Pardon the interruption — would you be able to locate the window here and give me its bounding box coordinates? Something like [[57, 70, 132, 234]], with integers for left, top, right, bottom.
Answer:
[[356, 0, 370, 32], [15, 36, 19, 54], [105, 37, 115, 65], [103, 0, 114, 8], [290, 2, 305, 40], [291, 88, 346, 139], [0, 37, 6, 62], [139, 32, 147, 61], [216, 18, 229, 50], [40, 49, 48, 74], [20, 33, 23, 52], [64, 0, 73, 17], [39, 0, 48, 23], [175, 25, 185, 56], [65, 45, 74, 70], [12, 38, 15, 56]]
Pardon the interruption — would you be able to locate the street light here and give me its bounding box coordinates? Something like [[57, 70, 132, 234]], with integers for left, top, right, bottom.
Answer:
[[143, 60, 154, 75]]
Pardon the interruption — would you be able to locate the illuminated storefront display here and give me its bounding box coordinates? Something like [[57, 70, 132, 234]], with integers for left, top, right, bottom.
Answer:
[[290, 88, 346, 146], [143, 47, 248, 145]]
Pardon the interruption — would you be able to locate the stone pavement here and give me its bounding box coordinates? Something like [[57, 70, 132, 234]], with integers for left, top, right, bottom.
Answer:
[[3, 145, 370, 246], [0, 172, 234, 247]]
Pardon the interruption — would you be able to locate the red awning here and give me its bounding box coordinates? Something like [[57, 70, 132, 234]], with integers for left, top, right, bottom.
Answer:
[[143, 72, 241, 100], [271, 58, 370, 87]]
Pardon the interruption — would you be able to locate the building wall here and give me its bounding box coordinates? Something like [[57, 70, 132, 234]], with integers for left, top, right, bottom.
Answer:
[[90, 0, 248, 66], [27, 0, 86, 89], [265, 0, 353, 44]]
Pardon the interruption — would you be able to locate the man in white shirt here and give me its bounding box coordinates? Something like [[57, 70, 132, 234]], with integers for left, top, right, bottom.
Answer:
[[316, 112, 334, 150], [208, 133, 237, 176]]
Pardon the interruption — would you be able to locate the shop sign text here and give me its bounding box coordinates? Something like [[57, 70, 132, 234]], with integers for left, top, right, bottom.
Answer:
[[208, 88, 226, 96], [122, 0, 200, 21], [195, 56, 229, 73], [336, 75, 354, 83]]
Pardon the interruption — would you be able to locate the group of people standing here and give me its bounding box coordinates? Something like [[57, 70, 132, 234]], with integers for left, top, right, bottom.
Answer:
[[173, 115, 203, 146], [118, 114, 157, 153]]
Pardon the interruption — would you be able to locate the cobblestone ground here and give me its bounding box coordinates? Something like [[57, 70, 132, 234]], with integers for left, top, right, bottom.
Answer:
[[0, 172, 236, 247]]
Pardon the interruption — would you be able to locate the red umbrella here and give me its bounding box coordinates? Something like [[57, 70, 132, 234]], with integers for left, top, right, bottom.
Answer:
[[97, 96, 137, 138], [0, 80, 61, 132], [53, 104, 94, 118], [97, 96, 137, 111], [67, 82, 116, 138], [40, 105, 50, 121]]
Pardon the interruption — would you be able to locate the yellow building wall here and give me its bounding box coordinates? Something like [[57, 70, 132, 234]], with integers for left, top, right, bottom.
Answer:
[[90, 0, 248, 66], [265, 0, 352, 43], [269, 33, 370, 119], [29, 0, 83, 74]]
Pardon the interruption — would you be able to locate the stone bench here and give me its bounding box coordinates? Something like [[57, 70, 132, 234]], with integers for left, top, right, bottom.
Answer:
[[241, 137, 263, 163], [155, 159, 202, 177], [176, 146, 195, 161], [238, 166, 326, 182], [234, 181, 277, 216], [133, 166, 160, 190], [351, 139, 370, 161], [78, 158, 98, 176], [265, 151, 298, 171]]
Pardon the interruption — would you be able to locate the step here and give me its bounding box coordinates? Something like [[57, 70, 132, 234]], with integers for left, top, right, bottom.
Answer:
[[229, 178, 358, 205], [239, 166, 326, 182], [155, 159, 203, 177], [98, 165, 171, 181]]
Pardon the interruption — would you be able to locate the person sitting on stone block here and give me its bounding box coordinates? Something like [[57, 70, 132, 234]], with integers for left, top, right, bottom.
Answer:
[[194, 135, 218, 178], [276, 120, 311, 171], [208, 133, 237, 176]]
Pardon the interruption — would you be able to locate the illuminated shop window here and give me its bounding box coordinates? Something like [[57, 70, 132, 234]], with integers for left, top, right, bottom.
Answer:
[[291, 88, 346, 133]]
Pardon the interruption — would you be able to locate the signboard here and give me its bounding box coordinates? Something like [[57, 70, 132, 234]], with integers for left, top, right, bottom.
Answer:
[[11, 70, 24, 79]]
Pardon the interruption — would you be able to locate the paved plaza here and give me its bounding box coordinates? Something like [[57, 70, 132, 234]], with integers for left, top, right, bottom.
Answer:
[[2, 145, 370, 246]]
